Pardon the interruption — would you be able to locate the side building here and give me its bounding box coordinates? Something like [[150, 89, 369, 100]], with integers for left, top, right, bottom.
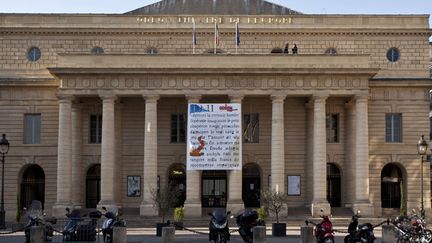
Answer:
[[0, 0, 430, 221]]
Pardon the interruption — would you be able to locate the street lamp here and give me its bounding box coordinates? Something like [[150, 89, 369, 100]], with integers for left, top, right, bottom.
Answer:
[[417, 135, 428, 218], [0, 134, 9, 229]]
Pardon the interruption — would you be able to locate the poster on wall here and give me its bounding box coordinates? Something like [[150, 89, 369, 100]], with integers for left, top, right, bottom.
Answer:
[[127, 176, 141, 197], [187, 103, 242, 170], [287, 175, 301, 196]]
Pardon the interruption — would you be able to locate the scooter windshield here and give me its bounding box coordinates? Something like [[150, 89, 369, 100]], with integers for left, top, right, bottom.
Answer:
[[28, 200, 43, 220], [69, 209, 82, 219], [212, 209, 227, 225]]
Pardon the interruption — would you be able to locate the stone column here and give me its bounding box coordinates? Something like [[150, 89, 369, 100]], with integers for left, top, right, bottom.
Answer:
[[71, 102, 84, 207], [184, 95, 202, 218], [311, 95, 330, 217], [140, 95, 159, 216], [352, 95, 373, 215], [227, 95, 244, 213], [98, 94, 117, 208], [270, 95, 286, 192], [53, 94, 73, 216]]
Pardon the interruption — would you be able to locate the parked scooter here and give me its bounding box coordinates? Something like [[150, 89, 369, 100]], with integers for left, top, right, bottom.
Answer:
[[208, 209, 231, 243], [62, 208, 102, 241], [24, 200, 57, 243], [313, 209, 335, 243], [344, 211, 375, 243], [233, 209, 259, 243], [101, 206, 126, 243]]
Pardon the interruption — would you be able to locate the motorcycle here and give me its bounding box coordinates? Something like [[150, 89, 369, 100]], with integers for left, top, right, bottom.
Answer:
[[62, 208, 102, 241], [344, 211, 375, 243], [208, 209, 231, 243], [393, 209, 432, 243], [101, 206, 126, 243], [313, 209, 335, 243], [24, 200, 57, 243], [234, 209, 260, 243]]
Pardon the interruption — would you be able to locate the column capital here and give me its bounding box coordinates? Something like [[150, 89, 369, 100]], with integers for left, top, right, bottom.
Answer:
[[99, 94, 117, 102], [56, 94, 74, 102], [142, 95, 160, 103], [185, 94, 202, 103], [354, 94, 370, 103], [310, 94, 328, 103], [270, 94, 286, 103], [229, 94, 244, 103]]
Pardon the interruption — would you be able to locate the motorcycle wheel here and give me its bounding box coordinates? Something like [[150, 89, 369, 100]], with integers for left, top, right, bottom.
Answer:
[[344, 235, 354, 243], [323, 237, 335, 243], [421, 229, 432, 243]]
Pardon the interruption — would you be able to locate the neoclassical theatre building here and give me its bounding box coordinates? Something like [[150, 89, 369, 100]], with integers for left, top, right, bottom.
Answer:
[[0, 0, 431, 220]]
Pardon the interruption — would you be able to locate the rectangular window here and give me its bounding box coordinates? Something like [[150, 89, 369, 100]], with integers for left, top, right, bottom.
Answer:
[[326, 113, 339, 143], [89, 114, 102, 144], [171, 114, 186, 143], [243, 113, 259, 143], [24, 114, 41, 144], [386, 113, 402, 142]]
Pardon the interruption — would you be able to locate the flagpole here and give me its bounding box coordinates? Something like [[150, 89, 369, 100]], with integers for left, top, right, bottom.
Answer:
[[214, 22, 217, 54], [192, 19, 195, 54], [235, 22, 238, 55]]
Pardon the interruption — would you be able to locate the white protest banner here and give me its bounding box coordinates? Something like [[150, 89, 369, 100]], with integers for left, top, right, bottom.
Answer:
[[187, 103, 242, 170]]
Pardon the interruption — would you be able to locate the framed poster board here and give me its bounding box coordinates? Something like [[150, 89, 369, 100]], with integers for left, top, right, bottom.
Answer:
[[287, 175, 301, 196], [127, 176, 141, 197]]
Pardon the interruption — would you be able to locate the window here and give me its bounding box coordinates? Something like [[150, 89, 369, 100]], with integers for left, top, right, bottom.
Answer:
[[243, 114, 259, 143], [89, 114, 102, 144], [24, 114, 41, 144], [171, 114, 186, 143], [91, 46, 104, 54], [325, 48, 337, 55], [385, 113, 402, 142], [27, 47, 41, 62], [326, 114, 339, 143], [386, 47, 400, 62], [146, 47, 158, 54]]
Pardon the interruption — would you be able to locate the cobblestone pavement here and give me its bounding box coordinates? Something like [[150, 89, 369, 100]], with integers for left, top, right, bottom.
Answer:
[[0, 227, 383, 243]]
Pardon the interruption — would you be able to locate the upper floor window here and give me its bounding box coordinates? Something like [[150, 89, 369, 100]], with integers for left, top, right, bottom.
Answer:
[[325, 48, 337, 55], [386, 47, 400, 62], [89, 114, 102, 144], [243, 114, 259, 143], [146, 47, 158, 54], [91, 46, 104, 54], [171, 114, 186, 143], [27, 47, 41, 62], [326, 113, 339, 143], [24, 114, 41, 144], [386, 113, 402, 143]]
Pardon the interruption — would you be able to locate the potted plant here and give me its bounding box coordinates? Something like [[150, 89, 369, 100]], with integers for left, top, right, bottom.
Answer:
[[261, 189, 288, 237], [150, 183, 181, 237], [174, 206, 184, 230]]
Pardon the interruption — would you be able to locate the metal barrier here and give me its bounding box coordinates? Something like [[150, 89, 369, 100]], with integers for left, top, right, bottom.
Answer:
[[46, 218, 104, 243]]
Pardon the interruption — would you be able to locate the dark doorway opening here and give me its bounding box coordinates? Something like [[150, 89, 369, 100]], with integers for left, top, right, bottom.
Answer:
[[168, 163, 186, 207], [202, 170, 227, 208], [20, 164, 45, 210], [86, 164, 101, 208], [242, 163, 261, 208], [327, 163, 341, 207], [381, 164, 403, 208]]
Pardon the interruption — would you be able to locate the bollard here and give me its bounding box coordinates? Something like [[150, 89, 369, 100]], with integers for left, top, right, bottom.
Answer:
[[162, 226, 175, 243], [113, 226, 127, 243], [253, 226, 266, 243], [300, 225, 314, 243], [30, 226, 45, 243], [382, 224, 396, 243]]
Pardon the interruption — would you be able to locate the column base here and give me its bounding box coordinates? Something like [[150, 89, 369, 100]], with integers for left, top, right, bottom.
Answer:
[[352, 202, 374, 217], [140, 202, 158, 217], [311, 202, 331, 217], [184, 200, 202, 218], [52, 203, 73, 217], [226, 200, 244, 214]]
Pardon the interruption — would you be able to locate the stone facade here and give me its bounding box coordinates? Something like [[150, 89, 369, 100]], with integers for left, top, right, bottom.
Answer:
[[0, 1, 431, 221]]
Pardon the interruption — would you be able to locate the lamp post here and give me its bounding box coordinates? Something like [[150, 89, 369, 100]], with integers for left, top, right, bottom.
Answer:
[[0, 134, 9, 229], [417, 135, 428, 218]]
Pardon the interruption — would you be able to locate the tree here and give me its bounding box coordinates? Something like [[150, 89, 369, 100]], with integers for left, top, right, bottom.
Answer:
[[150, 183, 182, 223], [260, 189, 288, 223]]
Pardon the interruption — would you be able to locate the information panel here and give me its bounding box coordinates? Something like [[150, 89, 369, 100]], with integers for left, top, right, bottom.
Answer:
[[187, 103, 242, 170]]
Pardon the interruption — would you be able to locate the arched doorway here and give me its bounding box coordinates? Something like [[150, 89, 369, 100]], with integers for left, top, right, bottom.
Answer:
[[86, 164, 101, 208], [327, 163, 341, 207], [242, 163, 261, 208], [168, 163, 186, 207], [202, 170, 227, 207], [381, 163, 403, 208], [20, 164, 45, 209]]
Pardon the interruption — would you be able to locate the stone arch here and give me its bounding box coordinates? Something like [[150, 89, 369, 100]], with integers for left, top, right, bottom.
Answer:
[[19, 164, 45, 209], [327, 163, 342, 207], [85, 164, 101, 208], [381, 163, 406, 209], [167, 163, 186, 207]]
